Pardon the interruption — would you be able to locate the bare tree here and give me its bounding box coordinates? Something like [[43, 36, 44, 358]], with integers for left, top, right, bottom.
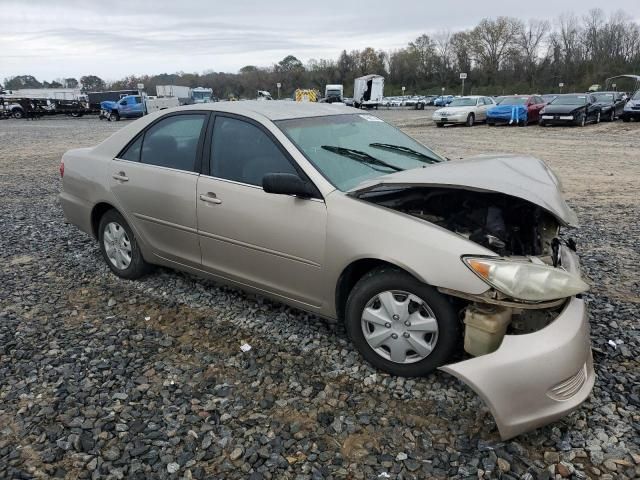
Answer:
[[517, 19, 550, 87]]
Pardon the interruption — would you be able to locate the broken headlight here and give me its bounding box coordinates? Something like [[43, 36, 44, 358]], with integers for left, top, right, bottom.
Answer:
[[463, 257, 589, 302]]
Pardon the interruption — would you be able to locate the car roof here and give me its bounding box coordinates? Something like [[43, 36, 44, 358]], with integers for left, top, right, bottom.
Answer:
[[173, 100, 355, 121]]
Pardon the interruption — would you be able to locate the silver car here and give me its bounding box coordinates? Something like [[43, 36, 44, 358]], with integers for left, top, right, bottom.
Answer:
[[60, 102, 594, 439], [433, 95, 496, 127]]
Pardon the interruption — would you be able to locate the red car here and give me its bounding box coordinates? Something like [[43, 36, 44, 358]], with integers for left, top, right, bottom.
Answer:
[[488, 95, 547, 125]]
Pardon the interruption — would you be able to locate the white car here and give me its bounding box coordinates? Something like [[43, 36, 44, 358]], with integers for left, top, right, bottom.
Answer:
[[433, 96, 496, 127]]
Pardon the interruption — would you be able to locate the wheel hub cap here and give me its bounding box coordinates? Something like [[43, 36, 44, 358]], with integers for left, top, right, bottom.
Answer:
[[361, 290, 439, 364], [103, 222, 132, 270]]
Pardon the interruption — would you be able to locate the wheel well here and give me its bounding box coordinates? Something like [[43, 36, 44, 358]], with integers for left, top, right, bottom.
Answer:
[[335, 259, 407, 322], [91, 202, 115, 238]]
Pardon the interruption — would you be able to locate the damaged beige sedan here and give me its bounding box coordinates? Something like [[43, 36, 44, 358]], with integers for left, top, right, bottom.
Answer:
[[60, 102, 594, 439]]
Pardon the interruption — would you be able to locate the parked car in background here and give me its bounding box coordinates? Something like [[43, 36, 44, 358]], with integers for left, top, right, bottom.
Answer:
[[487, 95, 546, 126], [592, 91, 626, 121], [433, 96, 496, 127], [621, 89, 640, 122], [433, 95, 454, 107], [59, 101, 593, 440], [539, 94, 601, 127]]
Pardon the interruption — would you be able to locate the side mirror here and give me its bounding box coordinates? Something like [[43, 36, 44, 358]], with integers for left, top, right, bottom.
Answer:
[[263, 173, 315, 198]]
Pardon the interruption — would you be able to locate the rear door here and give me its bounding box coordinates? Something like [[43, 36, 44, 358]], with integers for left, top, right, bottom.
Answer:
[[196, 114, 327, 307], [109, 112, 208, 267]]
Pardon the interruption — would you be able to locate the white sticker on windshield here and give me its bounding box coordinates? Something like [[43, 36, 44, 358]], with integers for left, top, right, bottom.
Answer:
[[359, 114, 383, 122]]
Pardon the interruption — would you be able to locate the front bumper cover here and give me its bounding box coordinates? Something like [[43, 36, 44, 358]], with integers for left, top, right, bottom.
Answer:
[[440, 250, 594, 439]]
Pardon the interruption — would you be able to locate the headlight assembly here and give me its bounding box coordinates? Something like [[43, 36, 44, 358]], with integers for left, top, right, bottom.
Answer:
[[463, 257, 589, 302]]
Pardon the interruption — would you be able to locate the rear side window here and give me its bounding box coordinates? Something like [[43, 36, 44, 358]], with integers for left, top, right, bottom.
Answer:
[[120, 135, 142, 161], [140, 114, 206, 171], [210, 116, 297, 186]]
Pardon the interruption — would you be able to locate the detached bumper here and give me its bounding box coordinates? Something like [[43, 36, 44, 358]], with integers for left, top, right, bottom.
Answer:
[[440, 296, 594, 439]]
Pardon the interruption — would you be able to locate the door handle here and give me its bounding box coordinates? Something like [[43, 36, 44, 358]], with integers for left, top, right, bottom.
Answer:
[[112, 172, 129, 182], [199, 193, 222, 205]]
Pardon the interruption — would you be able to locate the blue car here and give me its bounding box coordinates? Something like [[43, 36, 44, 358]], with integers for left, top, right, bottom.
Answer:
[[433, 95, 454, 107]]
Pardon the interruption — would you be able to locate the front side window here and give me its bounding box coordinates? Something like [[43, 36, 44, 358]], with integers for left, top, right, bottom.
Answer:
[[210, 116, 297, 186], [277, 114, 445, 191], [140, 114, 206, 171]]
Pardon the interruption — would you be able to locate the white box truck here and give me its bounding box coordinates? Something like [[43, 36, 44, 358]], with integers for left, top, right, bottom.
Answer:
[[324, 84, 344, 103], [354, 75, 384, 109], [156, 85, 213, 104]]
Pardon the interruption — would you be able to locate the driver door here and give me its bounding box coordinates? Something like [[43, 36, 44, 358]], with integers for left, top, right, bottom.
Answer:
[[196, 114, 327, 308]]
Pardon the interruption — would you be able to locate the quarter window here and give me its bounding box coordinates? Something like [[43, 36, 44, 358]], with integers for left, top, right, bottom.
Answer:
[[210, 116, 297, 186], [120, 135, 142, 161], [140, 114, 206, 171]]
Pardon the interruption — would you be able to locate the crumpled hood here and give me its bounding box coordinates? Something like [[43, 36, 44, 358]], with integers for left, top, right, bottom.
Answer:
[[349, 154, 578, 226]]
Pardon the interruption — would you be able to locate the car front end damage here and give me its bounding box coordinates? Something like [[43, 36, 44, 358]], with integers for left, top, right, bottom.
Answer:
[[440, 246, 594, 440], [350, 155, 594, 439]]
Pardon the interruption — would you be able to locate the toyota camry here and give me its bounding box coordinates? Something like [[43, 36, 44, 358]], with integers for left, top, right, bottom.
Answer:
[[60, 102, 594, 439]]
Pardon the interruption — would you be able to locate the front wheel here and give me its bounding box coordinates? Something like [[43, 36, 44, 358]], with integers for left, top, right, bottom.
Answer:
[[435, 122, 444, 128], [465, 113, 475, 127], [98, 209, 150, 279], [576, 113, 586, 127], [345, 267, 460, 377], [609, 110, 615, 122], [622, 116, 630, 122], [595, 111, 601, 124]]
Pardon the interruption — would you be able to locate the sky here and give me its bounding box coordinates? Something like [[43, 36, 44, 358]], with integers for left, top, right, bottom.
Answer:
[[2, 0, 640, 83]]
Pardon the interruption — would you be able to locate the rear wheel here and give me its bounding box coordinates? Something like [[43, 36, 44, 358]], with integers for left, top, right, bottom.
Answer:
[[622, 116, 630, 122], [345, 267, 460, 377], [12, 109, 24, 119], [98, 210, 150, 279], [436, 122, 444, 128], [465, 113, 475, 127]]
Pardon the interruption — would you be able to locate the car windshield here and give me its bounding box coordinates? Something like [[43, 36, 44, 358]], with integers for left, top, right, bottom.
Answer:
[[448, 98, 476, 107], [497, 97, 528, 105], [551, 95, 587, 105], [277, 114, 445, 191], [633, 90, 640, 100], [593, 93, 614, 102]]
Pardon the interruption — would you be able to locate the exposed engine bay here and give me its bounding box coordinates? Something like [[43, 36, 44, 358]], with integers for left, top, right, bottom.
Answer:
[[357, 186, 560, 257]]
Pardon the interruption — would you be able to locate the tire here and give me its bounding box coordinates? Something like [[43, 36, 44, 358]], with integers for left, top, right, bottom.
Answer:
[[465, 113, 475, 127], [98, 209, 150, 279], [622, 116, 630, 122], [344, 267, 460, 377], [12, 109, 24, 119], [518, 120, 526, 127], [576, 113, 586, 127], [595, 111, 601, 124], [609, 110, 615, 122], [487, 122, 495, 126], [436, 122, 444, 128]]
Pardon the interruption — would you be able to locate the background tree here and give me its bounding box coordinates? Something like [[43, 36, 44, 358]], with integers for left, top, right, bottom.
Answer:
[[4, 75, 42, 89], [80, 75, 106, 92]]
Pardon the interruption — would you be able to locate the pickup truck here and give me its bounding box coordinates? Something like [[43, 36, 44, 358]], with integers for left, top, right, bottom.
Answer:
[[99, 95, 179, 121]]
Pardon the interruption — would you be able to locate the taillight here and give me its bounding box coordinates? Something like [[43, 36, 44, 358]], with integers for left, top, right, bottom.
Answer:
[[59, 161, 64, 178]]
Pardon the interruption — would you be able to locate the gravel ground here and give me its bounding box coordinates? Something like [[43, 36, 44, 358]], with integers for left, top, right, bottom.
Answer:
[[1, 114, 639, 480]]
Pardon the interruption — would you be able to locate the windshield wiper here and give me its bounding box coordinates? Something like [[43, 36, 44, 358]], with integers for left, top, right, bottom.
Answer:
[[369, 142, 441, 164], [321, 145, 403, 172]]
